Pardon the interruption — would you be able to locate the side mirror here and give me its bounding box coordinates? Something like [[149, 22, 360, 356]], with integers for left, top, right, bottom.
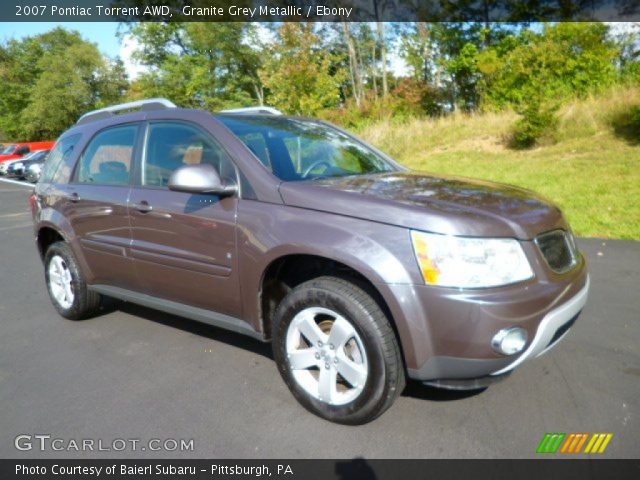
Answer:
[[168, 163, 237, 196]]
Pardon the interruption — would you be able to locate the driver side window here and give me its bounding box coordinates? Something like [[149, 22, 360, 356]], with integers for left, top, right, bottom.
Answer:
[[142, 122, 236, 188], [16, 145, 30, 156], [283, 136, 356, 176]]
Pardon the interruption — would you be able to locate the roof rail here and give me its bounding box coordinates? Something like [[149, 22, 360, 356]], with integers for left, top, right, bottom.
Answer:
[[220, 106, 283, 116], [76, 98, 176, 125]]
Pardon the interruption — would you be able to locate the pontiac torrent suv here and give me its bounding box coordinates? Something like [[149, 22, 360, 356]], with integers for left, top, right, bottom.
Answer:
[[31, 99, 589, 424]]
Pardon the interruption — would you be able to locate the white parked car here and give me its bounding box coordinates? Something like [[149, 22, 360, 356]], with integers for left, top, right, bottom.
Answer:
[[0, 150, 47, 176]]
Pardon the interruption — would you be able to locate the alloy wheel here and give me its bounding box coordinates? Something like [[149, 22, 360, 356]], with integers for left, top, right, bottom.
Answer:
[[285, 307, 368, 406], [48, 255, 74, 309]]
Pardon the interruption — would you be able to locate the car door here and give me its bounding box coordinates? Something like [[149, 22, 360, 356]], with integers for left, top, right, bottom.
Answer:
[[128, 121, 242, 317], [61, 123, 140, 289]]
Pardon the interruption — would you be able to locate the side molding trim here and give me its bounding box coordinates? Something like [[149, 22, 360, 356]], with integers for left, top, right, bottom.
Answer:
[[89, 284, 266, 342]]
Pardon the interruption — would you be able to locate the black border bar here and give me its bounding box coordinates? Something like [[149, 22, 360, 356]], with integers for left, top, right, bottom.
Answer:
[[4, 0, 640, 22], [2, 459, 640, 480]]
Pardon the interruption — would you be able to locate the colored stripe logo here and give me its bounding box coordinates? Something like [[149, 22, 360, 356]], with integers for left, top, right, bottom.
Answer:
[[537, 433, 613, 454], [537, 433, 566, 453]]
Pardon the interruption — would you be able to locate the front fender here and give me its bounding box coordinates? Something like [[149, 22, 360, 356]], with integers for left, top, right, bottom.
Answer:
[[236, 200, 425, 364]]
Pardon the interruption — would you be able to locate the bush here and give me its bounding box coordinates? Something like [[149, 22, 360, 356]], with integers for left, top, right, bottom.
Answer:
[[321, 80, 445, 129], [320, 95, 410, 129], [391, 78, 445, 117], [610, 105, 640, 145], [510, 99, 559, 149]]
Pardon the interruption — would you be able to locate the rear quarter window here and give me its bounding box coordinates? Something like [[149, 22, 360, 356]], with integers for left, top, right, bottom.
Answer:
[[76, 125, 137, 186], [40, 134, 82, 184]]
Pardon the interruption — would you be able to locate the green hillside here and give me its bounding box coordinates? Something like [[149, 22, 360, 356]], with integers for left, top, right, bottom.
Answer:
[[359, 87, 640, 240]]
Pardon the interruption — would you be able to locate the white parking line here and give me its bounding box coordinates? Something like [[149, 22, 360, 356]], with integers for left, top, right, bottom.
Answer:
[[0, 178, 33, 188], [0, 223, 32, 232]]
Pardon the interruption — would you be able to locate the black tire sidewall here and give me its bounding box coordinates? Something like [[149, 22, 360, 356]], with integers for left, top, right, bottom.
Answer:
[[273, 279, 396, 425], [44, 242, 89, 320]]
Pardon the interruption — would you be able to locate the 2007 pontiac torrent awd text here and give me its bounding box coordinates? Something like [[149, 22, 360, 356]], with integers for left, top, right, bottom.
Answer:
[[31, 99, 589, 424]]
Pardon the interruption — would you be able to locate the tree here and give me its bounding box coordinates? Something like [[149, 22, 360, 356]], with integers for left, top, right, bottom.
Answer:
[[259, 24, 345, 115], [607, 22, 640, 83], [126, 23, 263, 110], [398, 22, 507, 112], [0, 27, 128, 140], [23, 44, 128, 139], [371, 2, 391, 96], [476, 23, 620, 146], [398, 22, 434, 84], [477, 23, 620, 109], [341, 22, 365, 107], [318, 22, 383, 107]]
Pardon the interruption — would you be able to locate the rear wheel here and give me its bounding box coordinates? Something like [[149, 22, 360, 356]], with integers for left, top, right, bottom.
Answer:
[[44, 241, 100, 320], [272, 276, 405, 424]]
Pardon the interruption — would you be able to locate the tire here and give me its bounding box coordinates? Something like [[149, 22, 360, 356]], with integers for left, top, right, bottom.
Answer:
[[44, 241, 101, 320], [272, 276, 405, 425]]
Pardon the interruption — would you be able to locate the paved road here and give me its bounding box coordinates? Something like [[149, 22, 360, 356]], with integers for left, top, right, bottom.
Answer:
[[0, 179, 638, 459]]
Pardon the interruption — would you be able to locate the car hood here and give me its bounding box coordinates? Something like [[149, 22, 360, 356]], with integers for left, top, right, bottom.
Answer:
[[0, 158, 21, 169], [278, 172, 567, 239]]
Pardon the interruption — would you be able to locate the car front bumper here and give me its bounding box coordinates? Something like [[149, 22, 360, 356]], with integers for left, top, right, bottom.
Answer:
[[380, 253, 589, 383], [490, 276, 588, 375], [419, 277, 588, 390]]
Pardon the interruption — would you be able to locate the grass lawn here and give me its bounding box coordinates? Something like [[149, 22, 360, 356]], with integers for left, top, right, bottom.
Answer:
[[358, 88, 640, 240]]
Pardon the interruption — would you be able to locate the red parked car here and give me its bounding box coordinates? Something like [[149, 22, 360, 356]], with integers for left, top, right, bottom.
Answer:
[[0, 141, 55, 163]]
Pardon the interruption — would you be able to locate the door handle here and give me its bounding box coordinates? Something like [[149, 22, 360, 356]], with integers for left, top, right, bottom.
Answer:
[[65, 192, 80, 202], [133, 201, 153, 213]]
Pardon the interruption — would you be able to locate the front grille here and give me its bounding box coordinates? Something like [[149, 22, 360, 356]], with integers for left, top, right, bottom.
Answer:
[[535, 230, 577, 273]]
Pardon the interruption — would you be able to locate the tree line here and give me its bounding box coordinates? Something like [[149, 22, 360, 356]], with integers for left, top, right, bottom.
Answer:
[[1, 22, 638, 147]]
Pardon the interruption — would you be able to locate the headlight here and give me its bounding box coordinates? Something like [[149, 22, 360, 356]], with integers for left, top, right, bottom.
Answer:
[[410, 230, 534, 288]]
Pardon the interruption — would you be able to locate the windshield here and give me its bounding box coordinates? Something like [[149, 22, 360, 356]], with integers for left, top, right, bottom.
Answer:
[[1, 145, 16, 155], [217, 116, 396, 181]]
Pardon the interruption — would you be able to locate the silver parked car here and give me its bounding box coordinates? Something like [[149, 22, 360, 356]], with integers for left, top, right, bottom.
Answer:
[[7, 150, 49, 180], [25, 161, 44, 183]]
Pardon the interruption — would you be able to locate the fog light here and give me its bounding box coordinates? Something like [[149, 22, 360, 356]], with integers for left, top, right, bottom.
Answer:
[[492, 327, 528, 355]]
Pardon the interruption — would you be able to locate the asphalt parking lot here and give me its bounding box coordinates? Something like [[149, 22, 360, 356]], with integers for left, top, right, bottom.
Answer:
[[0, 179, 638, 459]]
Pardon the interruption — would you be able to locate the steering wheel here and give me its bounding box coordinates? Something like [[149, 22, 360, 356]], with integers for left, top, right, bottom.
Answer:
[[302, 160, 331, 178]]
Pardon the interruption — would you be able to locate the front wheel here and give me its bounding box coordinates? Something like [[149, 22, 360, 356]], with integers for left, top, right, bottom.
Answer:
[[272, 276, 405, 425]]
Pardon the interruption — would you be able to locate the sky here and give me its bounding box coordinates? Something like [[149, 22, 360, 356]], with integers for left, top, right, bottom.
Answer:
[[0, 22, 121, 54]]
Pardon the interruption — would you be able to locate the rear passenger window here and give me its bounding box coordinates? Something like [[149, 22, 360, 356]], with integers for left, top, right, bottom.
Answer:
[[142, 122, 236, 188], [76, 125, 136, 186], [40, 134, 81, 184]]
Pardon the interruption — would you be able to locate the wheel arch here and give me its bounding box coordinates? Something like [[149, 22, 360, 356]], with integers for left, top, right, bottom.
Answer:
[[36, 224, 67, 261], [257, 252, 409, 371]]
